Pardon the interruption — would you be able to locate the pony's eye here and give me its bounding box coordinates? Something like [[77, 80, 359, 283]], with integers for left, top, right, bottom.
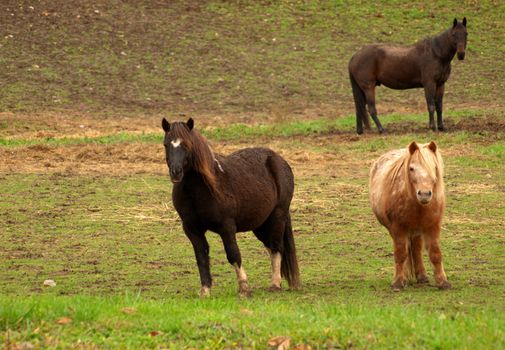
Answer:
[[409, 167, 414, 172]]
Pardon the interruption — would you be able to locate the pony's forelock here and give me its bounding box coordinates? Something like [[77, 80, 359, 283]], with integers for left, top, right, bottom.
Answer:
[[383, 143, 444, 200]]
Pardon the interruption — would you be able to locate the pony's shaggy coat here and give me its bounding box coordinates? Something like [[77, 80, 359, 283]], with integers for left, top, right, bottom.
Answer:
[[162, 118, 299, 297], [369, 141, 450, 290]]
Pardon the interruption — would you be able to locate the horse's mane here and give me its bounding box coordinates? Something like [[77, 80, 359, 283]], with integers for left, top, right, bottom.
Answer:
[[418, 28, 454, 61], [170, 123, 220, 195], [383, 143, 444, 201]]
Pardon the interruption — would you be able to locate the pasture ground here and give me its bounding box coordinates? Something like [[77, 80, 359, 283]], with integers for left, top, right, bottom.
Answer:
[[1, 1, 505, 349], [1, 111, 504, 349]]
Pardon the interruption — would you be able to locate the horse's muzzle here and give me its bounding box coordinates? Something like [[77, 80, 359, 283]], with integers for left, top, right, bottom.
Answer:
[[416, 190, 432, 205], [457, 52, 465, 60], [170, 168, 183, 183]]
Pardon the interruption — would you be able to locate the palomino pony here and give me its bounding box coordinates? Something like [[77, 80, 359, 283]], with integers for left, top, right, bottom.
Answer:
[[349, 18, 468, 134], [162, 118, 300, 297], [369, 141, 450, 291]]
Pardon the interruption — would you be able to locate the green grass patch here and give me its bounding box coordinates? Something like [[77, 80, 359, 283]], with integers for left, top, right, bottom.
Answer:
[[1, 295, 504, 349]]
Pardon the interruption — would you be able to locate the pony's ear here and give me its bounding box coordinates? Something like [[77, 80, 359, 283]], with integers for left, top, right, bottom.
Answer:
[[162, 118, 170, 132], [187, 118, 194, 131], [408, 141, 419, 155], [462, 17, 467, 27], [453, 18, 458, 27], [427, 141, 437, 153]]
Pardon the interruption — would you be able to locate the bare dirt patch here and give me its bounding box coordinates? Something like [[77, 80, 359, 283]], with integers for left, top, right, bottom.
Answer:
[[1, 109, 503, 176]]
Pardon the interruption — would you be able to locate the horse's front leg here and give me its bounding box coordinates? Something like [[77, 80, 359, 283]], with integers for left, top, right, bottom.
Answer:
[[219, 224, 251, 297], [424, 83, 437, 131], [390, 228, 409, 291], [412, 235, 428, 284], [435, 84, 445, 131], [425, 227, 451, 290], [183, 223, 212, 297]]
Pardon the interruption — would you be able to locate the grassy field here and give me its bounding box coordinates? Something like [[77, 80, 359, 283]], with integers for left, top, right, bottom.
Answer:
[[1, 0, 505, 349], [1, 112, 504, 349]]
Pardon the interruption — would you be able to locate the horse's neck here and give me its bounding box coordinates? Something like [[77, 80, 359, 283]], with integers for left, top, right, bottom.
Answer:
[[431, 29, 456, 62]]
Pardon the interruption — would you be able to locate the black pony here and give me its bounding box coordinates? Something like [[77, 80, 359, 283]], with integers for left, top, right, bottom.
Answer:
[[162, 118, 300, 297], [349, 18, 468, 134]]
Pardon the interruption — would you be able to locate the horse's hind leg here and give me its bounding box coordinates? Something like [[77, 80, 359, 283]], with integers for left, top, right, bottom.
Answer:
[[412, 235, 428, 284], [253, 210, 286, 291], [219, 227, 251, 297], [268, 248, 282, 291], [364, 87, 385, 133]]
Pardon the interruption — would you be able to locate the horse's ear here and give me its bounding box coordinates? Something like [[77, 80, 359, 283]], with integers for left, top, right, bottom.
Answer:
[[462, 17, 467, 27], [187, 118, 194, 131], [408, 141, 419, 155], [427, 141, 437, 153], [162, 118, 170, 132], [453, 18, 458, 28]]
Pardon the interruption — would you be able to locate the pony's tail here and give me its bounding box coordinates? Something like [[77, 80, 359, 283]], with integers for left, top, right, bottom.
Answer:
[[405, 238, 416, 282], [349, 71, 370, 132], [281, 214, 300, 289]]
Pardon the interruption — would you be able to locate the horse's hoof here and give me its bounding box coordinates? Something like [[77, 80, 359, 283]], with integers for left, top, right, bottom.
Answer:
[[268, 284, 282, 292], [438, 125, 446, 132], [199, 286, 211, 298], [378, 128, 385, 134], [437, 281, 452, 290], [417, 275, 429, 284], [239, 288, 252, 298], [238, 282, 252, 298], [357, 128, 364, 135], [391, 280, 406, 291]]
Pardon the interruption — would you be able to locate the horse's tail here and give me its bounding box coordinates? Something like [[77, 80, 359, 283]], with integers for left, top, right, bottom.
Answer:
[[281, 213, 300, 289], [349, 69, 370, 131], [405, 237, 416, 282]]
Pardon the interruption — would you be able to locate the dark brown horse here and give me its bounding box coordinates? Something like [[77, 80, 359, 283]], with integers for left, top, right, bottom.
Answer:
[[349, 18, 468, 134], [162, 118, 299, 297]]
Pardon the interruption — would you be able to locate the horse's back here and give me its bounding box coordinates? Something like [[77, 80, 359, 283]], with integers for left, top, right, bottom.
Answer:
[[369, 149, 407, 227], [350, 44, 423, 89], [222, 147, 294, 230]]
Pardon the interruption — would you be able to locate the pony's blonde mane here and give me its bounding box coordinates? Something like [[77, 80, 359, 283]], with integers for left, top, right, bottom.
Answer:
[[383, 143, 444, 201], [170, 123, 220, 196]]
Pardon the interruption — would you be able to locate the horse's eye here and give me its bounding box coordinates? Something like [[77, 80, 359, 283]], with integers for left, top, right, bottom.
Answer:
[[409, 167, 414, 172]]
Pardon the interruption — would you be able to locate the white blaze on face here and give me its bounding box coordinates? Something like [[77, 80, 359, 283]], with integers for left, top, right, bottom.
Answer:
[[171, 138, 182, 148]]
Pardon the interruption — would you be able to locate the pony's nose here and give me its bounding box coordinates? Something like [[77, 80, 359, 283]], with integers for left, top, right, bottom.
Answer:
[[416, 190, 433, 204], [170, 167, 183, 181], [457, 52, 465, 60]]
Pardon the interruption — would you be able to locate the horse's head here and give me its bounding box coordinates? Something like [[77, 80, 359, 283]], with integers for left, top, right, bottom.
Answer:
[[407, 141, 440, 205], [451, 17, 467, 60], [161, 117, 194, 183]]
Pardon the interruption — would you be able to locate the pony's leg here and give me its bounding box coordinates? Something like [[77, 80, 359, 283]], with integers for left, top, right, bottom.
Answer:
[[435, 84, 445, 131], [270, 249, 283, 291], [254, 211, 287, 291], [391, 229, 409, 291], [425, 230, 451, 290], [411, 235, 428, 284], [424, 82, 437, 131], [364, 87, 385, 133], [220, 231, 251, 297], [183, 224, 212, 297]]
